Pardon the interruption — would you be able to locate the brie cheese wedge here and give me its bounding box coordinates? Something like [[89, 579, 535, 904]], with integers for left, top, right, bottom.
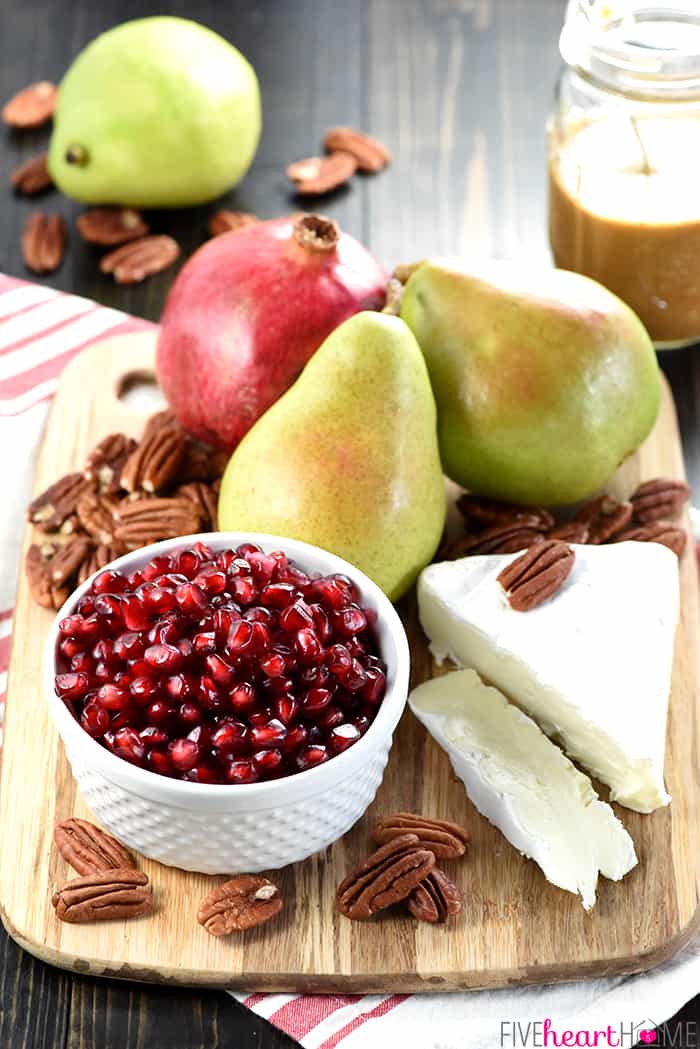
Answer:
[[418, 542, 679, 812], [409, 668, 638, 909]]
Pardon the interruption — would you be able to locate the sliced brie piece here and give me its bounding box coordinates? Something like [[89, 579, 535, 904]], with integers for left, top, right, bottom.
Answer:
[[409, 668, 637, 909], [418, 542, 679, 812]]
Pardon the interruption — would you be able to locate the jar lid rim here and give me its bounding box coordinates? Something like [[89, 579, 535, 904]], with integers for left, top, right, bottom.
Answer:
[[561, 0, 700, 99]]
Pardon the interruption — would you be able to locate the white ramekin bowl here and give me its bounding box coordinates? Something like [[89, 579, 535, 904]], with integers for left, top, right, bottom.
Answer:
[[44, 532, 410, 874]]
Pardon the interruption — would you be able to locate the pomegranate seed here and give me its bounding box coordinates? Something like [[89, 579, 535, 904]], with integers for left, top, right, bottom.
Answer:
[[250, 718, 287, 749], [176, 549, 201, 577], [214, 607, 241, 641], [139, 725, 169, 746], [303, 687, 332, 715], [141, 555, 174, 581], [144, 643, 182, 673], [179, 702, 202, 727], [147, 699, 173, 724], [296, 745, 329, 770], [193, 567, 227, 596], [183, 765, 219, 784], [94, 661, 113, 682], [236, 542, 262, 558], [204, 653, 235, 686], [263, 675, 294, 696], [280, 723, 309, 754], [129, 676, 160, 705], [55, 672, 91, 701], [300, 664, 329, 688], [361, 667, 386, 705], [332, 573, 360, 601], [328, 722, 362, 753], [77, 595, 95, 616], [248, 708, 274, 727], [192, 630, 217, 655], [340, 658, 368, 692], [332, 605, 367, 637], [247, 551, 277, 582], [169, 738, 200, 771], [295, 627, 321, 664], [228, 682, 257, 715], [113, 631, 146, 661], [353, 714, 371, 735], [165, 672, 194, 701], [59, 637, 85, 660], [176, 637, 195, 662], [80, 701, 110, 737], [310, 578, 347, 611], [59, 614, 100, 643], [122, 594, 151, 631], [280, 564, 311, 590], [249, 621, 271, 654], [225, 759, 259, 784], [148, 614, 185, 645], [96, 684, 130, 711], [92, 638, 116, 664], [193, 541, 215, 560], [311, 604, 332, 642], [70, 652, 95, 676], [226, 619, 254, 656], [260, 582, 296, 609], [325, 643, 352, 674], [141, 586, 177, 617], [260, 652, 286, 678], [92, 570, 127, 595], [244, 605, 274, 625], [275, 694, 299, 725], [216, 549, 237, 572], [253, 748, 284, 777], [280, 599, 314, 633], [110, 727, 145, 765], [187, 723, 212, 748], [197, 676, 224, 710], [230, 575, 258, 605], [211, 720, 249, 754], [147, 749, 174, 775], [318, 705, 344, 730]]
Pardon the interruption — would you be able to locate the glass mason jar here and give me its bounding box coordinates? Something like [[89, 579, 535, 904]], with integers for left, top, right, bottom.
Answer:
[[548, 0, 700, 347]]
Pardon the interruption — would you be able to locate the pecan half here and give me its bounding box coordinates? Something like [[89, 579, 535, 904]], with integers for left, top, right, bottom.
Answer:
[[11, 153, 52, 195], [371, 812, 469, 860], [28, 472, 94, 531], [323, 127, 391, 173], [49, 536, 93, 587], [22, 212, 67, 274], [547, 521, 590, 544], [287, 152, 357, 195], [197, 875, 282, 935], [446, 522, 545, 558], [113, 497, 201, 546], [52, 869, 152, 923], [100, 235, 180, 284], [25, 543, 70, 609], [120, 426, 187, 494], [179, 442, 230, 484], [575, 495, 633, 543], [2, 81, 57, 127], [77, 542, 126, 585], [176, 482, 218, 531], [630, 478, 690, 524], [76, 491, 118, 544], [336, 834, 436, 920], [456, 493, 555, 532], [54, 818, 136, 876], [84, 433, 138, 495], [614, 521, 687, 557], [407, 868, 464, 923], [208, 209, 258, 237], [77, 207, 149, 245], [497, 540, 575, 612]]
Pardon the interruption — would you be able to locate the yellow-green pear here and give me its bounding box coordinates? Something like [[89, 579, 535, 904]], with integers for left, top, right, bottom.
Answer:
[[400, 259, 661, 506], [218, 312, 446, 600]]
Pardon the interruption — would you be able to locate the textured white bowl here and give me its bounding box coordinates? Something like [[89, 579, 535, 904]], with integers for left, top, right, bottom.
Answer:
[[45, 533, 410, 874]]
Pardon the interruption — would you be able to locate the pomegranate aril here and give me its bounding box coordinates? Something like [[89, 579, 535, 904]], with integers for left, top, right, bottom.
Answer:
[[55, 672, 91, 701], [59, 637, 85, 660], [193, 541, 215, 560], [318, 704, 344, 730], [340, 658, 367, 692], [331, 605, 367, 637], [214, 607, 241, 641], [204, 653, 235, 686], [332, 573, 360, 602], [311, 604, 332, 642], [309, 578, 346, 611], [300, 664, 329, 688], [279, 564, 311, 590], [253, 748, 284, 777], [183, 765, 219, 784], [142, 586, 177, 617], [166, 672, 195, 701], [113, 631, 146, 661], [247, 551, 277, 582], [174, 580, 208, 616], [296, 744, 329, 771], [280, 599, 314, 633], [96, 683, 130, 711], [127, 657, 151, 678], [225, 759, 259, 784], [211, 720, 249, 754], [176, 549, 201, 577], [353, 714, 371, 735], [110, 727, 145, 765], [193, 567, 227, 596], [197, 676, 224, 711], [263, 675, 294, 696], [236, 542, 262, 558], [250, 718, 287, 748], [216, 549, 237, 572], [295, 627, 321, 664], [144, 643, 182, 673], [122, 594, 151, 631], [226, 619, 254, 656], [187, 723, 212, 748], [141, 555, 174, 581], [92, 570, 127, 595], [260, 582, 296, 609], [94, 660, 113, 682], [360, 667, 386, 705], [260, 652, 286, 678], [129, 675, 160, 704], [59, 613, 100, 643], [127, 570, 144, 588], [177, 638, 195, 663], [275, 694, 299, 725], [280, 723, 309, 755], [147, 699, 174, 724], [193, 630, 217, 656], [178, 701, 202, 727], [70, 652, 95, 676], [139, 725, 169, 746], [328, 722, 362, 753], [169, 738, 200, 771], [303, 687, 332, 714], [148, 614, 185, 644], [92, 638, 116, 664], [147, 748, 174, 776], [325, 643, 352, 674], [228, 682, 257, 715], [81, 701, 110, 737], [248, 708, 274, 727], [230, 575, 258, 605]]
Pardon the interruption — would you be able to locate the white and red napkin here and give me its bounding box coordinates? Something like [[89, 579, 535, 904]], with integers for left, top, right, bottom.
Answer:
[[1, 272, 698, 1049]]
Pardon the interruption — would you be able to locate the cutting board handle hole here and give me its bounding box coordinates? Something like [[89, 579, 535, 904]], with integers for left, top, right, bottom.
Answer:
[[117, 370, 167, 413]]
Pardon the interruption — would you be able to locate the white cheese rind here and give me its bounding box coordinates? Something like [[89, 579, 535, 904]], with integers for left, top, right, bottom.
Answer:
[[409, 668, 638, 909], [418, 542, 679, 812]]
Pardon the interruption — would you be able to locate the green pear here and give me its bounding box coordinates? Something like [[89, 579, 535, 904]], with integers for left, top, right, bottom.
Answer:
[[400, 259, 661, 506], [218, 312, 446, 600], [48, 17, 261, 208]]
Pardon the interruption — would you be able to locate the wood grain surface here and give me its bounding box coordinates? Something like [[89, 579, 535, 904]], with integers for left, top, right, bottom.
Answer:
[[1, 331, 698, 993]]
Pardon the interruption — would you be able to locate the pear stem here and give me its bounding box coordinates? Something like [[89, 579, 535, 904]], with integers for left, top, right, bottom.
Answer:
[[382, 277, 404, 315], [292, 214, 340, 252]]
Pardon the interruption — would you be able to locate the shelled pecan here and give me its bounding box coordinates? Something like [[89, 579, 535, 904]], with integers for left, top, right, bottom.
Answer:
[[407, 868, 464, 924], [54, 818, 136, 876], [323, 127, 391, 173], [28, 472, 94, 532], [52, 869, 152, 923], [287, 152, 357, 195], [371, 812, 469, 860], [547, 520, 590, 544], [48, 536, 93, 587], [113, 497, 201, 546], [445, 521, 545, 559], [25, 543, 70, 609], [456, 493, 554, 532], [614, 521, 687, 557], [11, 153, 52, 195], [22, 212, 66, 274], [120, 426, 186, 494], [336, 833, 435, 920], [197, 875, 282, 935], [100, 235, 180, 284], [176, 482, 218, 531], [84, 433, 138, 495], [630, 478, 690, 524], [208, 209, 258, 237], [2, 81, 57, 127], [574, 495, 632, 544], [497, 540, 575, 612], [76, 207, 149, 246]]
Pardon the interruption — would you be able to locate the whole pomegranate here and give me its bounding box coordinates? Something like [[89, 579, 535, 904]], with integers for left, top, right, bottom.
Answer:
[[156, 214, 387, 450]]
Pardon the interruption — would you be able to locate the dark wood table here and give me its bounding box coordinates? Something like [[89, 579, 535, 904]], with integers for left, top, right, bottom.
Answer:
[[1, 1, 698, 1045]]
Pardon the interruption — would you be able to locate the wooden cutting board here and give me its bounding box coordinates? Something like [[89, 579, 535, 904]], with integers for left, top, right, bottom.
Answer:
[[1, 331, 699, 992]]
